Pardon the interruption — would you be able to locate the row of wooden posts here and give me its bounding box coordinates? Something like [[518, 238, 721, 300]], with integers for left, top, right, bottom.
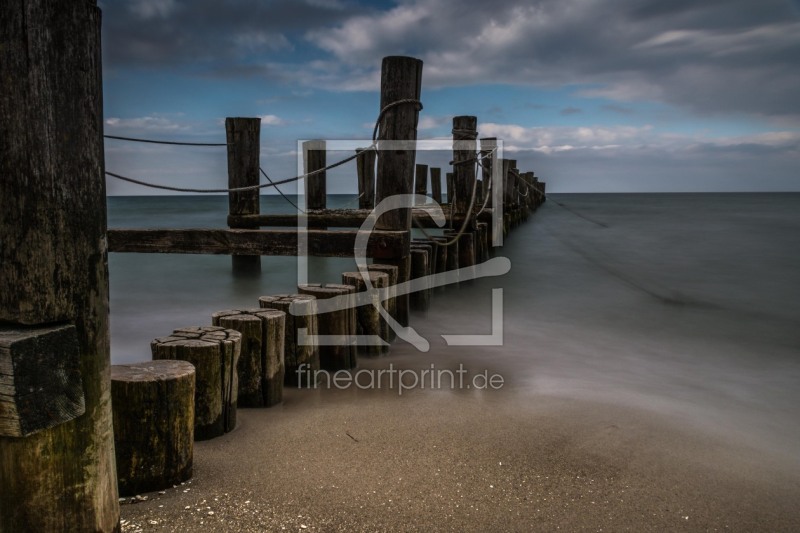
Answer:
[[110, 176, 545, 495], [0, 13, 547, 527]]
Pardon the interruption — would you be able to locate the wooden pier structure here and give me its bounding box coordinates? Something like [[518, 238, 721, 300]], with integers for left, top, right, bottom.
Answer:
[[1, 2, 545, 526]]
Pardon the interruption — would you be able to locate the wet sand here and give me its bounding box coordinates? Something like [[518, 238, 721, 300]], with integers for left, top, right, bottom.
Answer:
[[120, 360, 800, 532]]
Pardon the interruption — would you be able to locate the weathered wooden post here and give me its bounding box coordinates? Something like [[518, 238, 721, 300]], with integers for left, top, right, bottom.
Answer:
[[111, 360, 195, 496], [430, 167, 443, 204], [152, 327, 241, 440], [409, 245, 432, 311], [480, 137, 496, 205], [342, 272, 390, 356], [452, 116, 477, 218], [211, 309, 287, 407], [304, 140, 327, 211], [446, 172, 455, 205], [356, 147, 376, 209], [297, 284, 358, 371], [259, 294, 319, 387], [0, 2, 120, 530], [227, 117, 262, 276], [367, 264, 399, 342], [415, 164, 428, 201], [374, 56, 424, 328]]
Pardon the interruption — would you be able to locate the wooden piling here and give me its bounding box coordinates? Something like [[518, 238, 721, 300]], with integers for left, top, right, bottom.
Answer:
[[304, 140, 327, 211], [356, 148, 376, 209], [479, 137, 496, 205], [227, 117, 262, 276], [297, 284, 358, 371], [434, 236, 460, 287], [446, 172, 455, 205], [366, 264, 399, 342], [452, 116, 478, 218], [430, 167, 443, 204], [152, 327, 241, 440], [342, 271, 391, 356], [111, 360, 195, 496], [374, 56, 423, 328], [409, 245, 432, 311], [0, 2, 119, 529], [415, 164, 428, 200], [476, 222, 489, 263], [445, 230, 476, 282], [259, 294, 320, 387], [211, 309, 287, 407]]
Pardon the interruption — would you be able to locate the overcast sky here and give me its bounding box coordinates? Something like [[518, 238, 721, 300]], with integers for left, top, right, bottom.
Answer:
[[101, 0, 800, 194]]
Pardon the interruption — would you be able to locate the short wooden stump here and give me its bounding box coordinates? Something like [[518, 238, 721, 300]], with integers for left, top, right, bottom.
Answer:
[[297, 284, 357, 371], [211, 309, 286, 407], [259, 294, 319, 387], [366, 264, 399, 342], [341, 271, 390, 357], [111, 360, 195, 496], [151, 326, 240, 440]]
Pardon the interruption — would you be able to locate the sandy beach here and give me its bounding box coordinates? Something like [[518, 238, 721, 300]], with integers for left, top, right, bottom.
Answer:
[[118, 195, 800, 531], [119, 369, 800, 531]]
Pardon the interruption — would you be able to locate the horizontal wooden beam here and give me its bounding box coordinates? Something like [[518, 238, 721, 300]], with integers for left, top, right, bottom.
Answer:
[[227, 207, 496, 229], [108, 228, 409, 259]]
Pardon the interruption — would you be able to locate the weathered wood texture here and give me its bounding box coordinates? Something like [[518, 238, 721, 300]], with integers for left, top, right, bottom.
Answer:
[[111, 360, 194, 496], [226, 117, 262, 275], [259, 295, 319, 387], [409, 246, 432, 311], [416, 239, 447, 291], [303, 140, 327, 211], [151, 327, 240, 440], [356, 148, 376, 209], [0, 2, 119, 530], [452, 116, 478, 217], [430, 167, 442, 204], [434, 236, 460, 286], [415, 164, 428, 200], [212, 309, 286, 407], [375, 56, 423, 231], [0, 325, 85, 438], [366, 264, 399, 342], [227, 208, 460, 229], [341, 272, 390, 357], [108, 228, 409, 259], [445, 230, 476, 282], [446, 172, 454, 205], [297, 284, 357, 371], [480, 137, 496, 206], [476, 222, 489, 263]]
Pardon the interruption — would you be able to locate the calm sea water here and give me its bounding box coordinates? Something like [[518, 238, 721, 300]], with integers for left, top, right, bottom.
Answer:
[[107, 193, 800, 461]]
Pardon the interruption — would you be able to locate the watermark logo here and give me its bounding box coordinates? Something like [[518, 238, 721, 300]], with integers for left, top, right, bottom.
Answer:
[[296, 363, 504, 395], [294, 139, 508, 352]]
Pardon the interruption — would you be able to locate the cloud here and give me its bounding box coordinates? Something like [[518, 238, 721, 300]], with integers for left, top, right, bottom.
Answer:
[[105, 115, 190, 132], [259, 114, 287, 126], [560, 107, 582, 116], [300, 0, 800, 121]]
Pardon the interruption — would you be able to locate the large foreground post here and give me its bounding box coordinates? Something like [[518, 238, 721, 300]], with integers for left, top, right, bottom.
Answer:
[[375, 56, 423, 328], [0, 2, 120, 530]]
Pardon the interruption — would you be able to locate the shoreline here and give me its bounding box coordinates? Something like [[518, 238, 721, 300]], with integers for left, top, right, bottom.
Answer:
[[120, 360, 800, 532]]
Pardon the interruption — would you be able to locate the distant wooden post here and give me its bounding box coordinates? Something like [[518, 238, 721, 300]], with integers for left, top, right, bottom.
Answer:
[[0, 2, 120, 530], [446, 172, 455, 205], [452, 116, 478, 218], [304, 140, 327, 210], [227, 117, 262, 276], [430, 167, 442, 204], [356, 148, 376, 209], [479, 138, 496, 207], [415, 164, 428, 202], [374, 56, 424, 328]]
